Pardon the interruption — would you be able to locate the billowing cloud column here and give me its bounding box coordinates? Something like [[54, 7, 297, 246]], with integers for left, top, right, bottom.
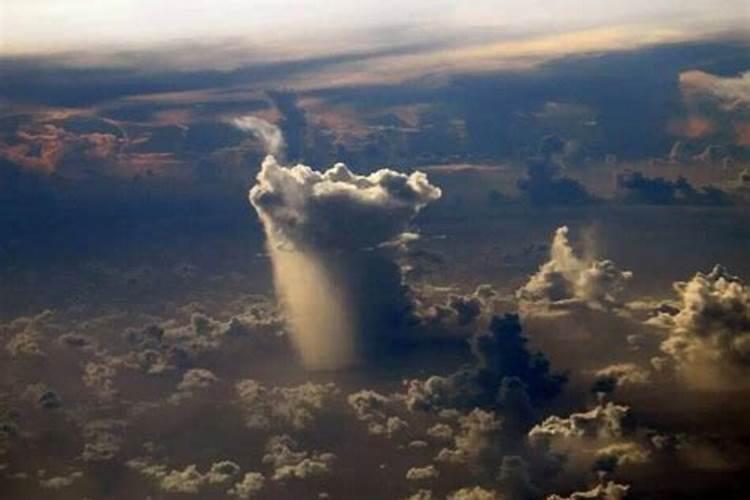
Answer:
[[250, 156, 441, 369]]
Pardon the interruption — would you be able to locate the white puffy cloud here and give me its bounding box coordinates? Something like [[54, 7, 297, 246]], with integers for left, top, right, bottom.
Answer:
[[529, 403, 649, 478], [81, 419, 125, 462], [447, 486, 503, 500], [405, 490, 436, 500], [205, 461, 242, 484], [228, 472, 265, 499], [272, 458, 334, 480], [262, 434, 335, 481], [3, 310, 55, 357], [38, 471, 83, 489], [650, 265, 750, 388], [160, 465, 206, 494], [546, 481, 630, 500], [82, 359, 118, 400], [236, 379, 338, 430], [427, 423, 454, 441], [406, 464, 440, 481], [592, 363, 651, 389], [169, 368, 219, 403], [436, 409, 503, 466], [529, 403, 631, 441], [348, 389, 391, 421], [517, 227, 632, 315], [595, 442, 650, 469], [127, 458, 242, 494], [250, 156, 441, 252], [347, 390, 408, 437], [368, 416, 409, 438]]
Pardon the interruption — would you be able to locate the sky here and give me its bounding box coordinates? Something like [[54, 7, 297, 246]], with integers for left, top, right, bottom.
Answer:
[[1, 2, 750, 499], [1, 0, 747, 56]]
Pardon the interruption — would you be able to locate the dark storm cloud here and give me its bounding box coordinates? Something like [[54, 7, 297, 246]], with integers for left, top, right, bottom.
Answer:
[[615, 171, 731, 206], [416, 284, 499, 329], [517, 157, 596, 206], [403, 314, 566, 418]]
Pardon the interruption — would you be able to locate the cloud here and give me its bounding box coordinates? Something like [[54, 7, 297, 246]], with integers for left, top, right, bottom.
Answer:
[[416, 284, 498, 328], [3, 309, 55, 358], [404, 314, 565, 420], [235, 379, 339, 430], [22, 383, 62, 410], [262, 434, 336, 480], [497, 455, 538, 499], [427, 423, 454, 441], [169, 368, 219, 404], [436, 409, 503, 466], [528, 402, 632, 441], [121, 302, 285, 367], [518, 226, 632, 315], [591, 363, 651, 394], [594, 442, 650, 471], [517, 157, 595, 206], [347, 389, 410, 438], [128, 457, 245, 494], [405, 490, 436, 500], [232, 116, 287, 159], [447, 486, 503, 500], [81, 419, 125, 462], [82, 360, 118, 400], [680, 70, 750, 110], [161, 465, 207, 493], [249, 155, 441, 368], [615, 172, 730, 206], [650, 265, 750, 388], [228, 472, 265, 499], [406, 465, 440, 481], [546, 481, 629, 500], [348, 389, 392, 421], [38, 471, 83, 489]]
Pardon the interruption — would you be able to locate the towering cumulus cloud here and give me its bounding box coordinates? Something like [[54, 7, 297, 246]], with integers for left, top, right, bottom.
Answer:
[[517, 226, 632, 314], [250, 156, 441, 369]]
